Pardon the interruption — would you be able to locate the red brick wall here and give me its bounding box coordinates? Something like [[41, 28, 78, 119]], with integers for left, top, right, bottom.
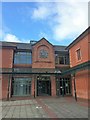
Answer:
[[88, 34, 90, 60], [69, 32, 89, 100], [71, 77, 74, 97], [1, 48, 14, 99], [51, 76, 56, 96], [0, 48, 14, 68], [32, 39, 55, 68], [72, 70, 88, 99], [2, 75, 9, 99], [88, 70, 89, 100], [69, 34, 89, 67], [32, 39, 56, 96], [31, 78, 34, 96]]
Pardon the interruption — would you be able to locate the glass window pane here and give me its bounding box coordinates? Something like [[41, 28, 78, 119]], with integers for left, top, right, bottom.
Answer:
[[14, 52, 32, 64], [76, 49, 81, 60]]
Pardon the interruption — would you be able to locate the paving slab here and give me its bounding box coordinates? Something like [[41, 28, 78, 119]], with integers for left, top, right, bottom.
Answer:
[[1, 97, 89, 119]]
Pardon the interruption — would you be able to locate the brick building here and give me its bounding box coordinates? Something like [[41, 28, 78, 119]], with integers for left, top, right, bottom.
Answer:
[[66, 27, 90, 100], [0, 27, 90, 100]]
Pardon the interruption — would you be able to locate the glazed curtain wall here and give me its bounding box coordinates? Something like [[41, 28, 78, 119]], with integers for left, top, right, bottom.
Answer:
[[14, 52, 32, 64]]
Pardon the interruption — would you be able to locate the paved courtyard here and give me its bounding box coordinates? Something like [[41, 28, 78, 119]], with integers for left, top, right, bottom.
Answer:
[[0, 97, 89, 119]]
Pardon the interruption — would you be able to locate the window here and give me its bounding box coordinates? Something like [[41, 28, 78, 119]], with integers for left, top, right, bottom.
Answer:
[[39, 49, 48, 58], [59, 56, 64, 64], [76, 49, 81, 61], [12, 78, 32, 96], [55, 54, 69, 65], [14, 52, 32, 64], [55, 54, 58, 64]]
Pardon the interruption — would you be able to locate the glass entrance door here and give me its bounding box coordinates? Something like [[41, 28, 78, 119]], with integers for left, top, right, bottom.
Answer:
[[59, 78, 71, 96], [37, 76, 51, 96], [37, 81, 51, 96], [12, 78, 31, 96]]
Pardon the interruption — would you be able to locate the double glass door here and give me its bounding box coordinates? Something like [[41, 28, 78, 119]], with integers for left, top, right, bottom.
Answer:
[[12, 78, 31, 96], [60, 78, 71, 96], [56, 78, 71, 96], [37, 77, 51, 96]]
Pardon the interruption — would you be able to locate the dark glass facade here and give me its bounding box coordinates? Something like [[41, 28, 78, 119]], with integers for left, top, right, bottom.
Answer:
[[55, 54, 69, 65], [56, 78, 71, 96], [14, 52, 32, 64], [12, 78, 32, 96]]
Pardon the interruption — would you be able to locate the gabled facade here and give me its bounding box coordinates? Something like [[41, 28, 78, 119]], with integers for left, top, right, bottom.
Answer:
[[67, 27, 90, 100], [0, 38, 70, 100], [0, 27, 89, 101]]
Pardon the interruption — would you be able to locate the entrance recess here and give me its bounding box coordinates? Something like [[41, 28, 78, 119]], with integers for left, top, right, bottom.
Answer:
[[12, 78, 31, 96], [37, 76, 51, 96], [60, 78, 71, 96], [56, 78, 71, 96]]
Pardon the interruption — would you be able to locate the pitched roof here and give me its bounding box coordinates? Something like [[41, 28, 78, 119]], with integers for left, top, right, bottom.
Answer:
[[0, 39, 68, 52], [0, 42, 16, 47], [0, 41, 32, 50], [66, 26, 90, 50], [16, 43, 31, 49], [54, 45, 67, 52], [32, 37, 53, 46]]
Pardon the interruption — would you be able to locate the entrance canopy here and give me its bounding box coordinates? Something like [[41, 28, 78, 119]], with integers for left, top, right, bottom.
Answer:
[[0, 61, 90, 76]]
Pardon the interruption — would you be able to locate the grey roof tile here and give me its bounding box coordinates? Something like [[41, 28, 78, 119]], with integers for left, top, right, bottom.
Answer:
[[54, 45, 68, 51], [0, 41, 68, 51], [0, 41, 32, 49]]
